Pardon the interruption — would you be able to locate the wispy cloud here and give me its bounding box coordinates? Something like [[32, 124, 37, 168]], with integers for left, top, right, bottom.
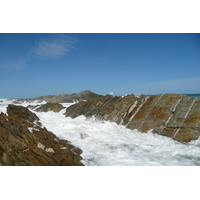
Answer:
[[1, 57, 27, 70], [0, 34, 77, 71], [31, 34, 77, 59]]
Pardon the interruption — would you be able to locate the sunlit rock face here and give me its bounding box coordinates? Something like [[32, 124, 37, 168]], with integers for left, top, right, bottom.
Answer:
[[65, 93, 200, 143], [0, 105, 83, 166]]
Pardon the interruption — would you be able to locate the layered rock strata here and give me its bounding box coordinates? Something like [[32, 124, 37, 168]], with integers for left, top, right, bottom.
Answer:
[[65, 93, 200, 143], [0, 105, 83, 166]]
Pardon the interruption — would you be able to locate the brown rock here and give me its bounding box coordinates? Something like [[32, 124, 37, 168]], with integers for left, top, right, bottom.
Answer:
[[7, 104, 39, 123], [65, 93, 200, 143], [0, 105, 83, 166], [35, 103, 65, 112]]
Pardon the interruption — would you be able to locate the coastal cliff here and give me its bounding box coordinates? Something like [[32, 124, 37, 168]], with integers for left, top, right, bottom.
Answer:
[[64, 93, 200, 143]]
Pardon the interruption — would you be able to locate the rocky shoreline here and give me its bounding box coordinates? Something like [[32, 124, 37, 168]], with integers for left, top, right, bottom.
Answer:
[[0, 105, 83, 166], [1, 90, 200, 165], [18, 90, 200, 143], [63, 91, 200, 143], [21, 90, 200, 143]]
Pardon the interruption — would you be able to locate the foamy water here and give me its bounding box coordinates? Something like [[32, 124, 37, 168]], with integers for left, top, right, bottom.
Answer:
[[1, 99, 200, 166]]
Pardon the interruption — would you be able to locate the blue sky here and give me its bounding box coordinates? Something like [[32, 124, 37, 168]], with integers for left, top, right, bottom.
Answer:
[[0, 33, 200, 98]]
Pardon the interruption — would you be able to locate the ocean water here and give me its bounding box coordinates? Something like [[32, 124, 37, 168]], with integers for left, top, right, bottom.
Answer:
[[146, 93, 200, 97], [1, 98, 200, 166], [185, 94, 200, 98]]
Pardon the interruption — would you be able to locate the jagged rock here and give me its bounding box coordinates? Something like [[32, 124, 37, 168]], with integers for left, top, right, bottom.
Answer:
[[35, 103, 65, 112], [65, 93, 200, 143], [74, 90, 104, 101], [7, 104, 40, 124], [64, 94, 115, 119], [0, 105, 83, 166]]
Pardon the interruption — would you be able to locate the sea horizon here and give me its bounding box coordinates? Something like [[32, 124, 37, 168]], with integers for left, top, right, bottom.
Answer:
[[1, 92, 200, 100]]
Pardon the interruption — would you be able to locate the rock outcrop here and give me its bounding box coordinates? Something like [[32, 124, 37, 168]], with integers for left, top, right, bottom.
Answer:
[[0, 105, 83, 166], [35, 103, 65, 112], [65, 93, 200, 143], [21, 90, 104, 103]]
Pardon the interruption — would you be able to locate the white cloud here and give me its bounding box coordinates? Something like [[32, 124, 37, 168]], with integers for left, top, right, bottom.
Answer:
[[31, 34, 77, 59], [1, 58, 26, 70]]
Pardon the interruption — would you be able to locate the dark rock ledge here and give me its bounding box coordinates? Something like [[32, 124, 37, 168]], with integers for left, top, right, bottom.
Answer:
[[0, 105, 83, 166]]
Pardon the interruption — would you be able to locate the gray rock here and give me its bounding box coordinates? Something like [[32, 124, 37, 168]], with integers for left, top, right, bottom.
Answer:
[[35, 103, 65, 112]]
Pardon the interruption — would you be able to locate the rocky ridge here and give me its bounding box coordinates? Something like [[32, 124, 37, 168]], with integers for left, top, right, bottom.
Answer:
[[20, 90, 104, 103], [0, 104, 83, 166], [64, 93, 200, 143], [8, 90, 200, 144]]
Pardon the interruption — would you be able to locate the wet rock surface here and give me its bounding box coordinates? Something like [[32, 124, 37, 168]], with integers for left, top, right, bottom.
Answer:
[[65, 93, 200, 143], [0, 105, 83, 166]]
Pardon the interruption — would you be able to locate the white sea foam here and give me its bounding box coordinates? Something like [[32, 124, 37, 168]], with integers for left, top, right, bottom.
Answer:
[[0, 98, 15, 113], [1, 99, 200, 166]]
